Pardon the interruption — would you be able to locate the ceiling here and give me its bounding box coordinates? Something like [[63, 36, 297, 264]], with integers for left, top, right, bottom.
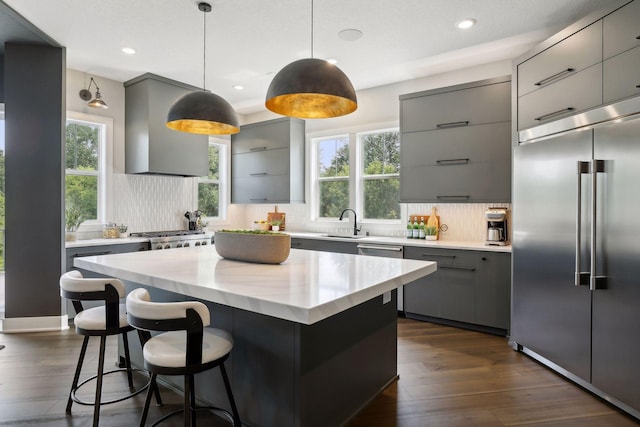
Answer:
[[1, 0, 620, 114]]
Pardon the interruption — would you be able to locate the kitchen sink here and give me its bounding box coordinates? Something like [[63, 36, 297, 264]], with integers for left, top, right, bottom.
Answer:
[[323, 234, 367, 239]]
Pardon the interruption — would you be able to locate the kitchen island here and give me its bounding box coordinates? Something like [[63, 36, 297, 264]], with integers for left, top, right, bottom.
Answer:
[[75, 245, 436, 427]]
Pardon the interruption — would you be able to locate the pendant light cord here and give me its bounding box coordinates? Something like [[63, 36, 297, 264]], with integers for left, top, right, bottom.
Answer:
[[311, 0, 314, 58], [203, 6, 207, 91]]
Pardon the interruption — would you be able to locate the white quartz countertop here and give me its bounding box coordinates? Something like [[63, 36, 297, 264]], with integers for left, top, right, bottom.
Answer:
[[287, 232, 512, 253], [66, 237, 150, 249], [74, 245, 436, 325]]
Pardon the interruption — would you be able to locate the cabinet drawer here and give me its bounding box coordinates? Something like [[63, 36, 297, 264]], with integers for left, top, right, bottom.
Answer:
[[232, 175, 291, 203], [290, 238, 357, 254], [518, 63, 602, 130], [231, 120, 291, 154], [232, 148, 290, 178], [400, 161, 510, 202], [518, 22, 602, 97], [401, 81, 510, 133], [603, 45, 640, 104], [401, 122, 510, 168], [403, 247, 477, 267], [603, 0, 640, 60]]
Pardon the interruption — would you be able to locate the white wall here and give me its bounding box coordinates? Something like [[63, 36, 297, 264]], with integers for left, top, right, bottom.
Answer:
[[66, 59, 512, 241]]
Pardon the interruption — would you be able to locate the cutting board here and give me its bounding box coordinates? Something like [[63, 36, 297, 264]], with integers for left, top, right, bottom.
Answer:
[[267, 209, 286, 231]]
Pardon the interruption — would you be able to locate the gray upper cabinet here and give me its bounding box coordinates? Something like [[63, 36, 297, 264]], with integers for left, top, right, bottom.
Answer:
[[517, 22, 602, 97], [516, 0, 640, 134], [231, 117, 305, 204], [400, 81, 510, 133], [603, 0, 640, 60], [399, 77, 511, 203], [124, 73, 208, 177]]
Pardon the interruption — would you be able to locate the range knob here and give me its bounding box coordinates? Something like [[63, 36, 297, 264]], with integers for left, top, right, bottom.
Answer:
[[155, 244, 163, 250], [183, 242, 190, 247], [163, 243, 171, 249]]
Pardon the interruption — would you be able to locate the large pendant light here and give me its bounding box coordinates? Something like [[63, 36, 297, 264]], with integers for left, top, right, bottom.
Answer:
[[166, 2, 239, 135], [265, 0, 357, 119]]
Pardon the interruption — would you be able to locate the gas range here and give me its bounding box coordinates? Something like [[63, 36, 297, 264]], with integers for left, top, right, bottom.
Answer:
[[129, 230, 213, 250]]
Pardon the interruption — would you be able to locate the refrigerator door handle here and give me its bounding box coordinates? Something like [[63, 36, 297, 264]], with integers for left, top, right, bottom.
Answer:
[[575, 161, 591, 286], [590, 159, 607, 290]]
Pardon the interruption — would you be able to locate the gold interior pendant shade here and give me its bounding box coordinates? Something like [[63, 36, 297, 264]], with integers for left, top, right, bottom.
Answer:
[[166, 2, 239, 135], [265, 58, 357, 119], [167, 91, 239, 135]]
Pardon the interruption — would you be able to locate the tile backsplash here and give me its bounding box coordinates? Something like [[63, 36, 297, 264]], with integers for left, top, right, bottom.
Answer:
[[228, 202, 511, 243]]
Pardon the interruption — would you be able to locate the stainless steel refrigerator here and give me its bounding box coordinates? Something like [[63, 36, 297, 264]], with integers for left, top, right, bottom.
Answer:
[[512, 96, 640, 418]]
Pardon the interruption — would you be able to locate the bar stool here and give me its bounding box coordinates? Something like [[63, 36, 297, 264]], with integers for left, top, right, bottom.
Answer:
[[60, 270, 160, 426], [126, 287, 241, 427]]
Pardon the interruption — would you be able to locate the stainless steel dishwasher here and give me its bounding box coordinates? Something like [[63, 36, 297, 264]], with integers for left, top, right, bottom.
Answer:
[[357, 243, 404, 311]]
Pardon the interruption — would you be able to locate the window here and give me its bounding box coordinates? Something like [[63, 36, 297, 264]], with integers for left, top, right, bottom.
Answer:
[[360, 130, 400, 220], [65, 116, 105, 223], [316, 136, 350, 218], [312, 128, 400, 221], [198, 139, 227, 220]]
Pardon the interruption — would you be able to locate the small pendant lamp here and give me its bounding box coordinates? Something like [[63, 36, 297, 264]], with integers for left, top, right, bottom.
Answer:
[[166, 2, 239, 135], [265, 0, 357, 119]]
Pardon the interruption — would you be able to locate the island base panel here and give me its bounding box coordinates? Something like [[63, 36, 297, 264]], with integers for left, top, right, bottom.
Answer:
[[120, 283, 399, 427]]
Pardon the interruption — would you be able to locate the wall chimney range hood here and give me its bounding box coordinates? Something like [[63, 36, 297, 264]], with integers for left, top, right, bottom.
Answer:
[[124, 73, 209, 177]]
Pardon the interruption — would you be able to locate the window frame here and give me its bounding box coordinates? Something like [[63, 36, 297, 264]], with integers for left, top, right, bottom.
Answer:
[[310, 126, 402, 224], [195, 136, 229, 224], [65, 111, 113, 231]]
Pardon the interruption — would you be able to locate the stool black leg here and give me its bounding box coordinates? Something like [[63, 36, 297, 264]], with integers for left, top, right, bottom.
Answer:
[[137, 329, 163, 406], [189, 375, 197, 426], [184, 374, 192, 427], [66, 335, 90, 414], [139, 372, 156, 427], [220, 363, 242, 426], [93, 335, 107, 427], [122, 331, 134, 389]]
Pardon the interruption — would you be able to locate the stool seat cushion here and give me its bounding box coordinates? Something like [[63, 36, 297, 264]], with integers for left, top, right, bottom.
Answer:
[[74, 303, 129, 331], [143, 328, 233, 368]]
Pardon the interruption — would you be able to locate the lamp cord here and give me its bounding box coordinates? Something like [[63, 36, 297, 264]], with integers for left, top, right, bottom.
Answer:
[[203, 6, 207, 91], [311, 0, 314, 58]]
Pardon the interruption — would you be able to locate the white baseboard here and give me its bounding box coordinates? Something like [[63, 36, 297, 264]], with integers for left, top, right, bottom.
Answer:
[[0, 315, 69, 333]]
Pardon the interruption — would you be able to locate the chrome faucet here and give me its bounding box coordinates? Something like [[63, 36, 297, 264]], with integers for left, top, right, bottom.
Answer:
[[339, 208, 361, 236]]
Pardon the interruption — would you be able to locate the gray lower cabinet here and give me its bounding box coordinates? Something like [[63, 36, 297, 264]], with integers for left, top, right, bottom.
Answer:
[[290, 238, 357, 254], [403, 246, 510, 334], [65, 242, 150, 317], [231, 117, 305, 204]]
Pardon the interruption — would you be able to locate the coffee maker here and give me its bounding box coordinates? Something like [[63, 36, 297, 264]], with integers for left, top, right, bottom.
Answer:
[[485, 208, 508, 246]]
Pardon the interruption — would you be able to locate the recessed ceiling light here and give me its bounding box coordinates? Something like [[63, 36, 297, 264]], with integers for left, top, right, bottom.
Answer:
[[121, 47, 136, 55], [456, 18, 476, 29], [338, 29, 363, 42], [233, 85, 244, 90], [326, 58, 338, 65]]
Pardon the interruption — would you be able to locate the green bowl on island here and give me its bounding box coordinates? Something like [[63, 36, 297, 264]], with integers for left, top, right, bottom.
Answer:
[[213, 229, 291, 264]]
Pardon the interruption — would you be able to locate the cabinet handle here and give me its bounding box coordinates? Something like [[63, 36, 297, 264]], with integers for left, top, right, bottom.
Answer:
[[437, 195, 470, 200], [575, 161, 590, 286], [73, 251, 111, 258], [436, 121, 469, 129], [291, 242, 302, 247], [249, 147, 267, 152], [636, 36, 640, 40], [250, 172, 268, 176], [534, 107, 575, 122], [436, 158, 469, 165], [249, 198, 268, 201], [440, 265, 476, 272], [534, 68, 575, 87], [421, 253, 456, 259]]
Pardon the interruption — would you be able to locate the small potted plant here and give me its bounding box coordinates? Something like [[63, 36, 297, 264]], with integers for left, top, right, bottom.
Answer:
[[425, 225, 438, 241], [269, 219, 283, 232], [65, 205, 83, 242], [118, 224, 128, 238]]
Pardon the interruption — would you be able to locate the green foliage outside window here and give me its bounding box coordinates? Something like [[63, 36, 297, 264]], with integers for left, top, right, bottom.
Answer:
[[318, 138, 350, 218], [198, 145, 220, 217], [362, 132, 400, 219], [65, 122, 99, 222]]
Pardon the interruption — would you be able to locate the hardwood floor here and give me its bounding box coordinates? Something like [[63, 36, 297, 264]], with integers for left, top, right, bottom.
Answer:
[[0, 318, 637, 426]]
